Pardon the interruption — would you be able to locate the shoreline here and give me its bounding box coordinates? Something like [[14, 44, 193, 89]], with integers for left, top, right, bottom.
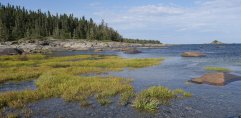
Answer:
[[0, 39, 167, 54]]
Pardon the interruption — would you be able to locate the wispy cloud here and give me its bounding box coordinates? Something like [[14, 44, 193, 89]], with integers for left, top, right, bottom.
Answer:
[[93, 0, 241, 43], [129, 5, 185, 15]]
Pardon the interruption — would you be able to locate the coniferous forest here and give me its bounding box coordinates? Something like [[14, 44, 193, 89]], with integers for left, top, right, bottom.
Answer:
[[0, 3, 161, 44]]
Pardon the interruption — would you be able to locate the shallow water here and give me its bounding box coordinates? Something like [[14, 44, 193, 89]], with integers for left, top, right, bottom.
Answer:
[[2, 44, 241, 118], [0, 80, 36, 92]]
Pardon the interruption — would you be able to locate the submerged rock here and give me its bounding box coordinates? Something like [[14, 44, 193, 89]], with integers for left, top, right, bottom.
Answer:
[[190, 72, 241, 86], [124, 48, 142, 54], [181, 52, 206, 57], [0, 48, 24, 55]]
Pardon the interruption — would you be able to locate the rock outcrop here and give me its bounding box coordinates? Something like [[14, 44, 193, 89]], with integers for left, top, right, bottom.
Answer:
[[181, 52, 206, 57], [190, 72, 241, 86]]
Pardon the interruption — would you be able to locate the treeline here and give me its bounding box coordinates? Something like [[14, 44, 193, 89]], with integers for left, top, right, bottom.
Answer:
[[123, 38, 161, 44], [0, 3, 161, 44]]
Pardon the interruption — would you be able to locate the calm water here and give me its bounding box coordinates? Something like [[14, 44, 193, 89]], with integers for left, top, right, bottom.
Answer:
[[2, 44, 241, 118]]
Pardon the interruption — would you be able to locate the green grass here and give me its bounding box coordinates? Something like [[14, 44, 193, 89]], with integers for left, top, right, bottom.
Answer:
[[0, 54, 163, 110], [0, 54, 163, 83], [133, 86, 192, 111], [204, 66, 230, 72], [0, 54, 191, 114], [0, 54, 47, 61]]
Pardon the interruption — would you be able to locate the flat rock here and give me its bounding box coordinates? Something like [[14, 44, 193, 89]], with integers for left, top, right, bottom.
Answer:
[[190, 72, 241, 86], [181, 52, 206, 57]]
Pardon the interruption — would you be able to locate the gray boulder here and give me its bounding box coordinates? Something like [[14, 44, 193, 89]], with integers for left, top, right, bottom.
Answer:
[[0, 48, 24, 55]]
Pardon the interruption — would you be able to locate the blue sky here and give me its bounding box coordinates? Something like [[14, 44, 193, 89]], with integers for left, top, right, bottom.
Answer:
[[1, 0, 241, 44]]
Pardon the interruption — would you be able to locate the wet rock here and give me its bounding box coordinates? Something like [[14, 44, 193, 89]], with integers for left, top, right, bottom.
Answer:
[[124, 48, 142, 54], [181, 52, 206, 57], [190, 72, 241, 86], [0, 48, 24, 55]]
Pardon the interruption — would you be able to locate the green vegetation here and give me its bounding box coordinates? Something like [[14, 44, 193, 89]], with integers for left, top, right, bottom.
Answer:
[[0, 54, 191, 115], [204, 66, 230, 72], [133, 86, 192, 111], [0, 54, 163, 110], [0, 3, 161, 44]]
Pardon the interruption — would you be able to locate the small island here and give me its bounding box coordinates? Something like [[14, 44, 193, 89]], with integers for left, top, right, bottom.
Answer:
[[210, 40, 224, 44]]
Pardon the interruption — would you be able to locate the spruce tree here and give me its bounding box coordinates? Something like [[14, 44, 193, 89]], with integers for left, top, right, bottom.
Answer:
[[0, 19, 6, 42]]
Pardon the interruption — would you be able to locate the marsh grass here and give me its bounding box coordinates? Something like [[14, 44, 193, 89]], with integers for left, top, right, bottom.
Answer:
[[0, 67, 49, 83], [204, 66, 230, 72], [0, 54, 164, 111], [133, 86, 192, 111], [120, 90, 135, 106], [0, 54, 47, 61], [0, 54, 163, 83], [0, 54, 193, 113]]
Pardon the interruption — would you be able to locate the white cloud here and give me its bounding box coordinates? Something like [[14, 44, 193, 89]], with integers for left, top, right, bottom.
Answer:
[[129, 5, 185, 15], [93, 0, 241, 43]]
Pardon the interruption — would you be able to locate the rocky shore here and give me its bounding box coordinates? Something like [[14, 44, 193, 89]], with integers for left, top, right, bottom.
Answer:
[[0, 39, 166, 55]]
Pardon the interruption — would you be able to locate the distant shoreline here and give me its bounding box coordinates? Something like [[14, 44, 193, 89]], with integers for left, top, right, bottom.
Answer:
[[0, 39, 167, 54]]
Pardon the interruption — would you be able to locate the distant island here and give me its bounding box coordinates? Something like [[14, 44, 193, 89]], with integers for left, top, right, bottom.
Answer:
[[210, 40, 224, 44]]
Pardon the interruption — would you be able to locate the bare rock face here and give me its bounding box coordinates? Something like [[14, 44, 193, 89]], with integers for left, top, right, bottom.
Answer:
[[0, 48, 24, 55], [181, 52, 206, 57], [190, 72, 241, 86], [124, 48, 142, 54]]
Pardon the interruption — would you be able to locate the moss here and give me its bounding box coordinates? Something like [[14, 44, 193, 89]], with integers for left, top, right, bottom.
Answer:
[[204, 66, 230, 72]]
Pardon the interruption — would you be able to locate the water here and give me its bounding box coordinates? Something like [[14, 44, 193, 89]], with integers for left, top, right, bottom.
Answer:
[[2, 44, 241, 118], [0, 80, 36, 92]]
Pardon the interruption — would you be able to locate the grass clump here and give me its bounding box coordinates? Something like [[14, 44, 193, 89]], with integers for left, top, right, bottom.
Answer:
[[133, 86, 191, 111], [0, 73, 135, 108], [204, 66, 230, 72], [120, 90, 135, 106]]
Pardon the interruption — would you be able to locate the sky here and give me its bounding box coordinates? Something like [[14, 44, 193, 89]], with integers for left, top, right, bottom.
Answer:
[[1, 0, 241, 44]]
